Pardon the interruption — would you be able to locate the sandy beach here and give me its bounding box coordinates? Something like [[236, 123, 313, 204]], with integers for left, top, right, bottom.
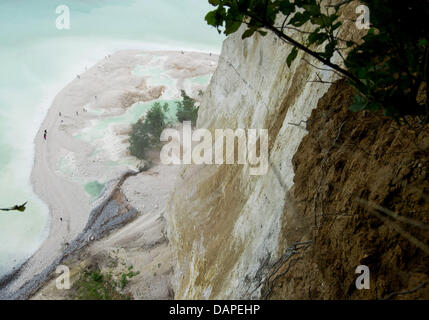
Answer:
[[32, 163, 182, 300], [0, 50, 218, 298]]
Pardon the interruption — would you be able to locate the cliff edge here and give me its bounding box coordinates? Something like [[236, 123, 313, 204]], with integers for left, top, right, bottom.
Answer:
[[166, 8, 429, 299]]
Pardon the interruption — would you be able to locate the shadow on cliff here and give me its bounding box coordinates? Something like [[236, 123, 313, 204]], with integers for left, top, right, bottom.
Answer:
[[265, 80, 429, 300]]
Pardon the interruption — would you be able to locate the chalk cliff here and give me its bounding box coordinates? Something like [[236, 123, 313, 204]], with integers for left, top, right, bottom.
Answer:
[[166, 19, 345, 298], [30, 3, 429, 300], [166, 6, 429, 299]]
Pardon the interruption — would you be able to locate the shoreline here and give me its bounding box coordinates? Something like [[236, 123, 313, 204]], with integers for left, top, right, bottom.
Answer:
[[0, 49, 218, 298], [0, 170, 140, 299]]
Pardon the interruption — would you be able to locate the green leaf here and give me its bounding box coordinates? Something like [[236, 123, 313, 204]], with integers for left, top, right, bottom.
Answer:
[[332, 21, 342, 31], [349, 95, 367, 112], [303, 4, 320, 15], [308, 32, 327, 46], [290, 12, 311, 27], [310, 16, 325, 26], [418, 38, 428, 47], [323, 40, 336, 60], [279, 1, 295, 15], [225, 19, 242, 35], [224, 4, 243, 35], [205, 11, 218, 27], [287, 47, 298, 68], [368, 102, 381, 112], [242, 28, 256, 39]]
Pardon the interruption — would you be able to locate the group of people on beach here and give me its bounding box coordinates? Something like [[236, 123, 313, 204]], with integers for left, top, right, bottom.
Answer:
[[44, 106, 89, 141]]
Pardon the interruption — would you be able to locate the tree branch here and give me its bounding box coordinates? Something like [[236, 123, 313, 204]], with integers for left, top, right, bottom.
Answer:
[[261, 21, 364, 88]]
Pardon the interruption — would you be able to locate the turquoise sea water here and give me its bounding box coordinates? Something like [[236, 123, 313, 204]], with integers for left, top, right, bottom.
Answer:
[[0, 0, 223, 277], [84, 181, 106, 199], [75, 99, 180, 143]]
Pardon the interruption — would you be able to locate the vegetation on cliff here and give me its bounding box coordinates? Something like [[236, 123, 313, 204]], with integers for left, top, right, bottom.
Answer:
[[176, 90, 199, 126], [129, 92, 199, 159], [129, 102, 170, 159], [205, 0, 428, 123], [265, 80, 429, 299], [70, 265, 139, 300]]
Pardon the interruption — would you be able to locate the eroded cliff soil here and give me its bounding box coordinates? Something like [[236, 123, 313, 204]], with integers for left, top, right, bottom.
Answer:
[[165, 3, 369, 299], [165, 2, 428, 299], [266, 80, 429, 299]]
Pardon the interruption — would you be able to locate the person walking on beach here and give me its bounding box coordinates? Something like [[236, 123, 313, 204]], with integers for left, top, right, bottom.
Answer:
[[43, 129, 47, 141]]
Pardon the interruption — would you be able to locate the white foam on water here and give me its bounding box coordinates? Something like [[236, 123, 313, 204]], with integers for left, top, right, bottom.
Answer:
[[0, 0, 223, 278]]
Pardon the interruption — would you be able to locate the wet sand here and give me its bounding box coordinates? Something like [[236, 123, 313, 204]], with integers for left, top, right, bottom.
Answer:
[[0, 50, 217, 298]]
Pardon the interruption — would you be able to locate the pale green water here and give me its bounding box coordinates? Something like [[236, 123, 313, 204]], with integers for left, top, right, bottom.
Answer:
[[84, 181, 106, 199], [76, 99, 180, 142], [191, 74, 213, 85], [0, 0, 223, 277]]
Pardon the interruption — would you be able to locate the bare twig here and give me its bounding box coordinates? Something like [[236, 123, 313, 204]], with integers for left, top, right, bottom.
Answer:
[[382, 279, 429, 300], [357, 198, 429, 255], [302, 58, 343, 79], [308, 72, 337, 84], [261, 241, 312, 299], [244, 11, 366, 88], [358, 199, 429, 232], [248, 241, 312, 299], [314, 120, 347, 226], [288, 120, 308, 129]]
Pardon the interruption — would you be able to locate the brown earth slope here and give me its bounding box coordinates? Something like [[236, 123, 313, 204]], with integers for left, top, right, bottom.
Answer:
[[265, 80, 429, 300]]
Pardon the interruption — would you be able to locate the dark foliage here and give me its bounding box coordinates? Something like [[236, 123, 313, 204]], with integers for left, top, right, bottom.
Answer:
[[176, 90, 199, 126], [205, 0, 429, 122], [129, 102, 169, 159]]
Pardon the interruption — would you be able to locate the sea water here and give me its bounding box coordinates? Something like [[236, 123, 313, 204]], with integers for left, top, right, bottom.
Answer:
[[0, 0, 223, 278]]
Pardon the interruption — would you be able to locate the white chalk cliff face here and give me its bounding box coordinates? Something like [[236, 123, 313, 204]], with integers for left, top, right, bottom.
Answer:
[[166, 16, 352, 299]]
